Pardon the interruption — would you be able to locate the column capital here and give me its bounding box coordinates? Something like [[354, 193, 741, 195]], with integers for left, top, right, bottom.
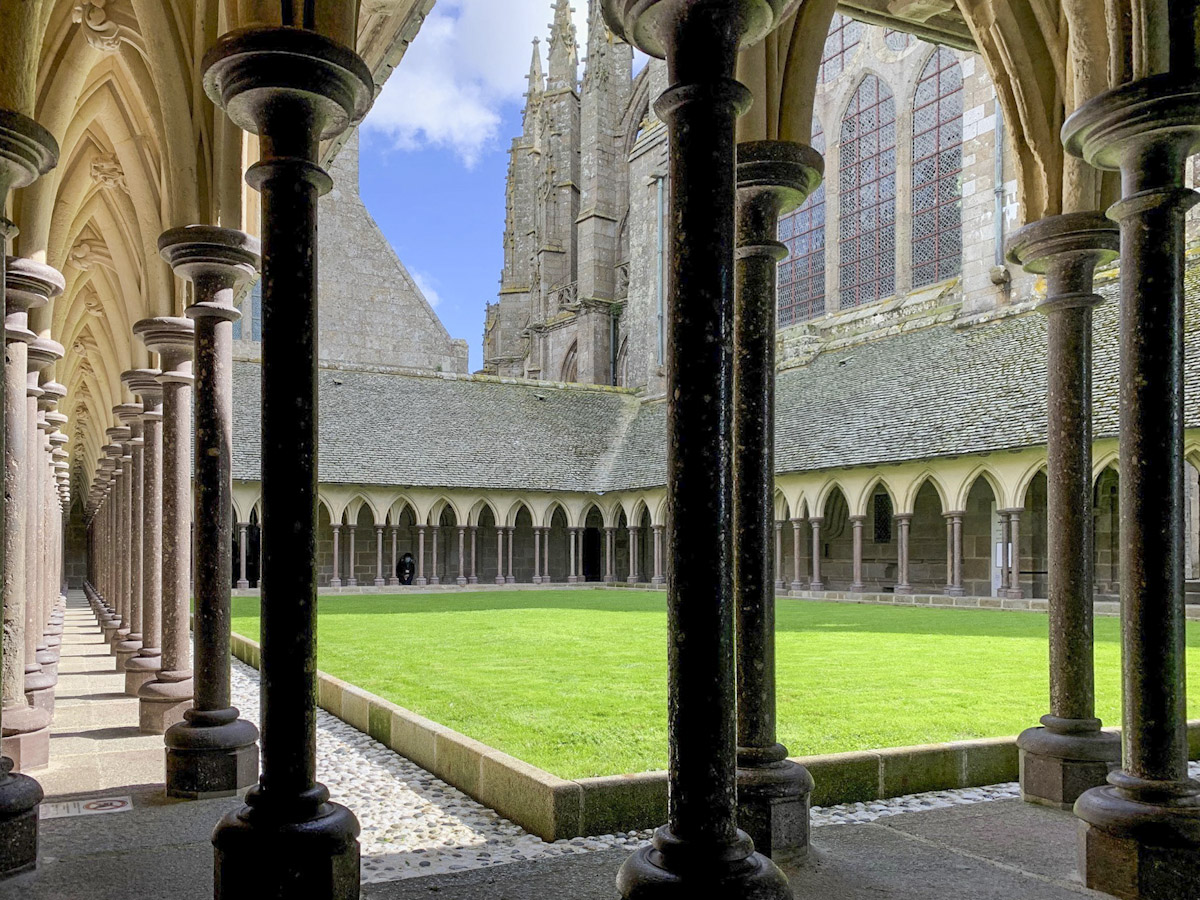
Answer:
[[998, 507, 1024, 517], [808, 517, 824, 526], [942, 509, 966, 519], [849, 515, 866, 525], [0, 110, 59, 200], [105, 428, 131, 448], [736, 140, 824, 221], [133, 316, 194, 379], [159, 225, 260, 292], [4, 256, 63, 319], [602, 0, 792, 59], [893, 513, 913, 523], [27, 334, 63, 376], [114, 402, 144, 440], [122, 368, 164, 414]]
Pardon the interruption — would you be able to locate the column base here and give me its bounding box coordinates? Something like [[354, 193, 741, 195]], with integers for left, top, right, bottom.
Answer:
[[138, 675, 194, 734], [456, 577, 467, 586], [651, 576, 665, 585], [165, 708, 260, 799], [468, 577, 478, 585], [849, 582, 865, 593], [237, 580, 250, 589], [494, 577, 505, 585], [0, 706, 51, 772], [737, 750, 814, 859], [1076, 781, 1200, 900], [329, 579, 342, 588], [0, 762, 42, 877], [604, 576, 614, 584], [24, 670, 56, 716], [100, 622, 119, 644], [810, 581, 824, 591], [125, 652, 162, 696], [34, 657, 57, 681], [115, 637, 143, 671], [1017, 719, 1120, 809], [567, 576, 579, 584], [213, 788, 360, 899], [627, 577, 639, 584], [506, 576, 515, 585], [774, 579, 784, 591], [429, 577, 440, 586], [415, 578, 428, 587], [387, 578, 399, 586], [346, 579, 357, 587], [894, 585, 913, 595], [946, 585, 965, 597], [374, 578, 385, 587], [532, 576, 542, 584], [789, 581, 804, 592], [616, 825, 790, 900]]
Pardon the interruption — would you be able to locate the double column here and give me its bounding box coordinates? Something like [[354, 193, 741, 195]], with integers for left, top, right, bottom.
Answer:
[[606, 1, 792, 896], [159, 225, 262, 798], [112, 401, 144, 672], [731, 140, 821, 856], [123, 371, 163, 696], [204, 22, 373, 895], [1064, 72, 1200, 896], [132, 317, 194, 734]]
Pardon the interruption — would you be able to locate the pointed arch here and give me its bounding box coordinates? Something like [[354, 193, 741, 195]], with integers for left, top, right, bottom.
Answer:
[[468, 496, 501, 528], [854, 474, 900, 517], [1015, 459, 1051, 507], [903, 470, 950, 514], [957, 464, 1005, 510]]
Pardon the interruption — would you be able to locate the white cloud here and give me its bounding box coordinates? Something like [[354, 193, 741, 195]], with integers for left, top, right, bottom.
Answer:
[[411, 268, 443, 308], [364, 0, 591, 167]]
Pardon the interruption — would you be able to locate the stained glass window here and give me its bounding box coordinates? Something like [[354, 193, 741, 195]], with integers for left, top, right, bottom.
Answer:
[[839, 75, 897, 308], [912, 47, 964, 287], [884, 29, 914, 51], [778, 119, 826, 325], [820, 14, 863, 84]]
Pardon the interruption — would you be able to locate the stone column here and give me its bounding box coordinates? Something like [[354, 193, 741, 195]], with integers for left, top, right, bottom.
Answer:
[[414, 525, 426, 586], [790, 518, 804, 591], [133, 316, 195, 734], [1005, 509, 1023, 599], [237, 524, 250, 589], [456, 526, 466, 586], [532, 527, 542, 584], [809, 518, 824, 590], [329, 524, 341, 587], [27, 346, 61, 696], [651, 525, 664, 585], [1, 258, 58, 769], [388, 525, 399, 586], [943, 513, 954, 594], [0, 104, 58, 877], [949, 512, 965, 596], [567, 528, 578, 584], [607, 3, 792, 894], [506, 527, 515, 583], [773, 522, 783, 591], [159, 225, 261, 798], [37, 384, 66, 674], [627, 527, 638, 583], [125, 371, 163, 695], [494, 527, 504, 585], [894, 514, 913, 595], [1064, 72, 1200, 896], [113, 402, 145, 672], [850, 516, 865, 592], [103, 425, 131, 655], [469, 526, 478, 584], [604, 526, 615, 583], [429, 525, 439, 586], [732, 139, 820, 857], [1009, 212, 1122, 809], [345, 525, 357, 587], [542, 530, 550, 582], [204, 25, 372, 893], [374, 526, 385, 587], [998, 511, 1012, 597]]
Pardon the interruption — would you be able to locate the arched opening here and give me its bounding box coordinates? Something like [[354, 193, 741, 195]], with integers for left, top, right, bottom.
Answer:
[[1021, 471, 1049, 599], [547, 506, 570, 582], [907, 480, 947, 593], [476, 504, 500, 585], [512, 505, 535, 583], [582, 506, 604, 582], [963, 476, 1001, 596], [560, 341, 578, 383], [1094, 467, 1120, 597], [816, 485, 851, 590], [392, 504, 418, 584]]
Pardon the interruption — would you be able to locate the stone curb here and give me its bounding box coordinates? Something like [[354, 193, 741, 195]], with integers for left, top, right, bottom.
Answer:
[[228, 631, 1200, 842]]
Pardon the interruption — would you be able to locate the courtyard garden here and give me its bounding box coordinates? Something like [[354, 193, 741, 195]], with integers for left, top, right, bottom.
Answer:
[[230, 590, 1200, 780]]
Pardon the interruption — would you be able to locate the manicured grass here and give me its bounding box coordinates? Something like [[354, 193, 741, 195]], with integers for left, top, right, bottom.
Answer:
[[230, 591, 1200, 780]]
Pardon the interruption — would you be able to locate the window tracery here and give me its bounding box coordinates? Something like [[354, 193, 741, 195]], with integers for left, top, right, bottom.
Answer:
[[778, 119, 826, 325], [912, 47, 964, 287]]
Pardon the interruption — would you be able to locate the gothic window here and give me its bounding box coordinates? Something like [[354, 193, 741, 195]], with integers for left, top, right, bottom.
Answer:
[[873, 490, 893, 543], [884, 29, 914, 51], [560, 340, 578, 383], [912, 47, 964, 287], [778, 118, 826, 325], [839, 75, 897, 309], [819, 14, 863, 84]]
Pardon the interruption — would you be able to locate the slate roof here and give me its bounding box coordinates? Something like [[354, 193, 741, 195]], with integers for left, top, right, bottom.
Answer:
[[232, 266, 1200, 493]]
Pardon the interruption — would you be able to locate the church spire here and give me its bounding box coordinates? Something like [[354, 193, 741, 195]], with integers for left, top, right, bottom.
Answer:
[[522, 38, 544, 135], [546, 0, 578, 92]]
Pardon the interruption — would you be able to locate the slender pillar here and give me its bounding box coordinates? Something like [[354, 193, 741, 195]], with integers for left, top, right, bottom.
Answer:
[[429, 525, 439, 586], [113, 402, 145, 672], [568, 528, 579, 584], [133, 317, 195, 734], [414, 525, 427, 586], [104, 426, 131, 656], [790, 518, 803, 591], [159, 225, 261, 798], [124, 371, 164, 695], [494, 527, 504, 585], [651, 525, 664, 585], [850, 516, 865, 592], [773, 522, 783, 591], [237, 524, 250, 589], [1065, 76, 1200, 897], [204, 24, 372, 895], [506, 527, 515, 583], [469, 525, 478, 584], [456, 526, 466, 586], [627, 527, 638, 583], [532, 527, 542, 584], [1009, 213, 1122, 809], [329, 524, 341, 587], [345, 525, 357, 587], [998, 511, 1012, 597], [2, 260, 58, 769], [604, 526, 615, 583], [950, 513, 965, 596], [1002, 509, 1023, 598], [0, 105, 57, 877], [388, 525, 399, 586], [894, 514, 913, 595], [732, 139, 820, 857], [607, 3, 792, 895], [374, 526, 385, 587], [809, 517, 824, 590]]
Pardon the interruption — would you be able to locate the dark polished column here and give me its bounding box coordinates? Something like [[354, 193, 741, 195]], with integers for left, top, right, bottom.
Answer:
[[160, 225, 261, 798], [1009, 212, 1122, 809], [0, 106, 57, 877], [203, 24, 372, 896], [133, 317, 194, 735], [731, 139, 820, 858], [1065, 73, 1200, 898], [124, 371, 163, 696], [112, 402, 144, 672], [604, 1, 792, 895]]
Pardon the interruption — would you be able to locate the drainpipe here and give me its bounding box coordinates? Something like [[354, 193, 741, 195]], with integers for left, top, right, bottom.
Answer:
[[656, 174, 666, 366]]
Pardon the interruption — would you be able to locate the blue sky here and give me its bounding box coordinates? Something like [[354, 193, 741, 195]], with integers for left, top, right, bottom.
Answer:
[[354, 0, 594, 372]]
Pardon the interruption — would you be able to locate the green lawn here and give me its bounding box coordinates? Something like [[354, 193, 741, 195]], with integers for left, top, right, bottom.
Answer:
[[230, 591, 1200, 780]]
